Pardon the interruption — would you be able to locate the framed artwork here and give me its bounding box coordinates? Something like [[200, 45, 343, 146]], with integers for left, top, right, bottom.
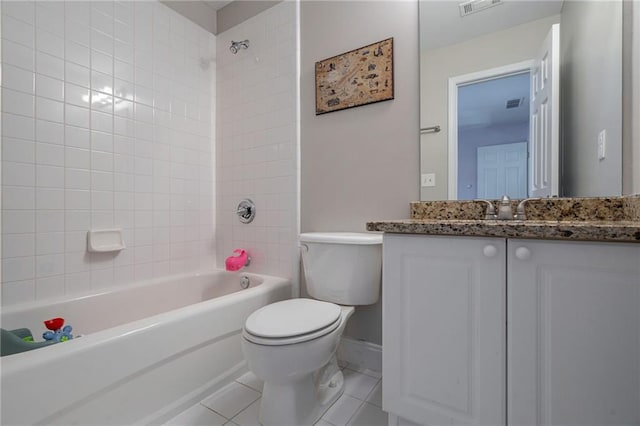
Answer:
[[315, 38, 394, 115]]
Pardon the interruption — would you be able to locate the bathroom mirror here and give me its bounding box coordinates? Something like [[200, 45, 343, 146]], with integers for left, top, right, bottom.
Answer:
[[419, 0, 626, 200]]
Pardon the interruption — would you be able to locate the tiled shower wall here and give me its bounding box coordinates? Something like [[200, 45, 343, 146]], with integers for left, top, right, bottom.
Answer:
[[216, 1, 298, 285], [1, 1, 217, 305]]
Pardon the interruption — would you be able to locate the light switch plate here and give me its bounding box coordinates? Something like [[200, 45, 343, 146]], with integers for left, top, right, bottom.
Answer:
[[597, 129, 606, 160]]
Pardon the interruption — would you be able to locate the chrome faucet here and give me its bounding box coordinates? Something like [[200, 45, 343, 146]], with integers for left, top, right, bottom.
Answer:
[[496, 195, 513, 220], [475, 199, 497, 220], [515, 198, 540, 220]]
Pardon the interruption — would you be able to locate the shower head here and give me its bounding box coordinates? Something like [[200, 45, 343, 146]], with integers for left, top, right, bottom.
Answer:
[[230, 40, 249, 54]]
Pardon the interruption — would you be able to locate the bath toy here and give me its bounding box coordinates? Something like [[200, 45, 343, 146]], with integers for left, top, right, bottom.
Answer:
[[42, 317, 74, 343], [1, 328, 55, 356], [225, 249, 251, 271]]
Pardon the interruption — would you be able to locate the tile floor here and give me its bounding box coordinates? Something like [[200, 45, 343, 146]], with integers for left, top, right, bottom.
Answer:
[[164, 367, 386, 426]]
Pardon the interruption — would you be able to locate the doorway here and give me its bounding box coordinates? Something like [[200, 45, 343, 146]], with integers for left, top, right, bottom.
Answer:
[[450, 66, 532, 200]]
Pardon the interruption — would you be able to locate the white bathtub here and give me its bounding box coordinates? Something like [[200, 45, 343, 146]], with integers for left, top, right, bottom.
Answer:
[[0, 271, 291, 425]]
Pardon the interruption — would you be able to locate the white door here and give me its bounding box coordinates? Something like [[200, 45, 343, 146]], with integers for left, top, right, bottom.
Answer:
[[530, 24, 560, 197], [508, 239, 640, 425], [383, 234, 506, 426], [477, 142, 528, 199]]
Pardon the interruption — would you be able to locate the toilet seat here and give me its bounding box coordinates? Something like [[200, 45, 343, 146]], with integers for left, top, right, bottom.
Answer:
[[243, 299, 342, 346]]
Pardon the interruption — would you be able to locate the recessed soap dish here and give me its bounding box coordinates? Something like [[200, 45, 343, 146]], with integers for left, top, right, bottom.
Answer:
[[87, 229, 126, 253]]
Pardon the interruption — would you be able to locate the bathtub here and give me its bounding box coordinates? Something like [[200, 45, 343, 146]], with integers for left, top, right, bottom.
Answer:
[[0, 271, 291, 425]]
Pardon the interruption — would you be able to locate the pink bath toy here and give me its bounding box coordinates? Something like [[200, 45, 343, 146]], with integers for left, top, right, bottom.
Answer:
[[225, 249, 250, 271]]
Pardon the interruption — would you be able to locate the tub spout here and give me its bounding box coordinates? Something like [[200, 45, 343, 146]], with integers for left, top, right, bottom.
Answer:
[[225, 249, 251, 271]]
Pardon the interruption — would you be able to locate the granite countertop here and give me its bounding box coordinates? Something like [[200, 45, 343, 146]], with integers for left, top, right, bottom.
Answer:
[[366, 196, 640, 243]]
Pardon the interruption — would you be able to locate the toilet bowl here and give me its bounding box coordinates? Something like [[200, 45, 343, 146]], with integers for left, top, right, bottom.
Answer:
[[241, 232, 382, 426], [242, 299, 354, 426]]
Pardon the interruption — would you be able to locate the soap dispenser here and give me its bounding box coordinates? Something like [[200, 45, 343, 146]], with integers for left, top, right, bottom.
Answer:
[[496, 195, 514, 220]]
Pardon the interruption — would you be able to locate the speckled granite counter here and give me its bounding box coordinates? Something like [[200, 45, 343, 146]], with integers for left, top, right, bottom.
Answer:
[[366, 196, 640, 243]]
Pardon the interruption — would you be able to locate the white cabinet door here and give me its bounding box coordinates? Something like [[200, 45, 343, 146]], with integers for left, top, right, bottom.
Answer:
[[508, 239, 640, 425], [383, 235, 506, 426]]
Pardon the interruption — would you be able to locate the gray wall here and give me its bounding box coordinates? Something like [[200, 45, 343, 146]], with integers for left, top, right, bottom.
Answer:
[[561, 0, 623, 196], [300, 0, 420, 345]]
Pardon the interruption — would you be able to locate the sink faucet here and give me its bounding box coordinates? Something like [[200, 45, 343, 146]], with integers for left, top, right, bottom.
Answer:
[[496, 195, 513, 220], [515, 198, 541, 220], [475, 199, 496, 220]]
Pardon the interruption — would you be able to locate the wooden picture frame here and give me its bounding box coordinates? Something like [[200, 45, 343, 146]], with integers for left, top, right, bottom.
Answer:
[[315, 38, 394, 115]]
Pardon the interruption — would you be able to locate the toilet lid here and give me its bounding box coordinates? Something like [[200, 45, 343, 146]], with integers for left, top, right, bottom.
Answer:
[[244, 298, 341, 339]]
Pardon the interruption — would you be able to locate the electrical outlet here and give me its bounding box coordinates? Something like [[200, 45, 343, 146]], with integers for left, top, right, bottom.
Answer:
[[421, 173, 436, 187], [597, 129, 606, 160]]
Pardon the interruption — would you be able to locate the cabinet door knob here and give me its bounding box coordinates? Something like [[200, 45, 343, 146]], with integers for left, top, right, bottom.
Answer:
[[515, 247, 531, 260], [483, 244, 498, 258]]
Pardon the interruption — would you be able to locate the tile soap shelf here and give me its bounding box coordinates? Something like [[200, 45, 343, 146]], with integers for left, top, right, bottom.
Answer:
[[87, 229, 126, 253]]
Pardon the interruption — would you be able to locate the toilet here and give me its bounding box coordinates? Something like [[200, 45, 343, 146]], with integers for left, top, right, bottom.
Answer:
[[241, 232, 382, 426]]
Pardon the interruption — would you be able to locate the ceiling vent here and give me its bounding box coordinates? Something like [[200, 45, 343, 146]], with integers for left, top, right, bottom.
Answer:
[[459, 0, 503, 17], [506, 97, 526, 109]]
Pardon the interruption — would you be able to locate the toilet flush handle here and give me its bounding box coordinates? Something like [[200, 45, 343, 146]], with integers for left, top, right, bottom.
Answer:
[[300, 243, 309, 253]]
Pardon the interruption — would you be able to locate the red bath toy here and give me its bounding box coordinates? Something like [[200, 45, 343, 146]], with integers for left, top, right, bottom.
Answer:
[[44, 317, 65, 331]]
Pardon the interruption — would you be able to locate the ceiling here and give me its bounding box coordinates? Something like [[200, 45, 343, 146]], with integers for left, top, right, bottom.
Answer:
[[420, 0, 563, 51], [458, 72, 530, 129], [161, 1, 232, 33]]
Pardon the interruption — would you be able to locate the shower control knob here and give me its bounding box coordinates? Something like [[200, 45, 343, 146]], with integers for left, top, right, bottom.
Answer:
[[236, 199, 256, 224]]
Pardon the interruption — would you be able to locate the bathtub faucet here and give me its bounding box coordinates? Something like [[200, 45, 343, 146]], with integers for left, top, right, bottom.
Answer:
[[225, 249, 251, 271]]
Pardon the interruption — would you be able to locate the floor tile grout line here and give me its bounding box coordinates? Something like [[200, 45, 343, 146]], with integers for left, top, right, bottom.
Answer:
[[197, 401, 232, 422], [344, 399, 366, 426], [234, 377, 263, 394]]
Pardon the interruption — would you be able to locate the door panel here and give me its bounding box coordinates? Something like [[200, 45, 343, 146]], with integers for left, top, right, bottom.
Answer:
[[508, 239, 640, 425], [530, 24, 559, 197], [383, 235, 506, 426], [477, 142, 528, 199]]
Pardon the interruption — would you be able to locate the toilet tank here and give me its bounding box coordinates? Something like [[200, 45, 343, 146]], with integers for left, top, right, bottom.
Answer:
[[300, 232, 382, 305]]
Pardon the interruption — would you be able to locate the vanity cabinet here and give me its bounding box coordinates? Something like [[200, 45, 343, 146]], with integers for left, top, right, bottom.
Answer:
[[383, 234, 640, 426]]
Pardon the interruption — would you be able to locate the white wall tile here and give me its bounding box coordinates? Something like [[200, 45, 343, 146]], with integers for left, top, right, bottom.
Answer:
[[2, 88, 34, 117], [3, 113, 35, 140], [36, 275, 66, 300], [36, 51, 64, 80], [65, 190, 91, 210], [2, 161, 35, 186], [1, 280, 36, 306], [36, 28, 65, 58], [36, 120, 64, 145], [2, 1, 35, 25], [36, 74, 65, 101], [3, 0, 217, 305], [2, 257, 36, 282], [35, 2, 64, 36], [36, 188, 65, 210], [65, 104, 90, 128], [2, 186, 35, 210], [66, 40, 91, 67], [36, 165, 65, 188], [2, 64, 35, 94], [2, 138, 35, 163], [3, 210, 36, 234], [36, 97, 64, 123], [36, 210, 65, 232], [2, 234, 35, 258], [36, 253, 65, 278], [2, 39, 34, 71], [36, 232, 65, 255]]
